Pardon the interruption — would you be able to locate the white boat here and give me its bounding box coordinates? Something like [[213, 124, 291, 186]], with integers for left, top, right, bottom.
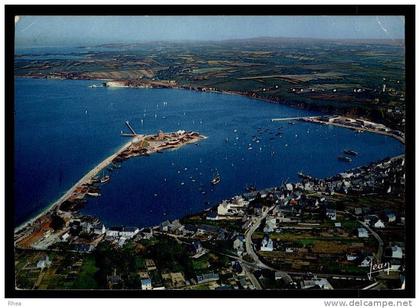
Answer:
[[100, 175, 110, 183], [211, 172, 221, 185], [87, 192, 101, 197]]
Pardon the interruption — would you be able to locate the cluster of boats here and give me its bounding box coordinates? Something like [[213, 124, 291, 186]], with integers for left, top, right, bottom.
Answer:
[[337, 149, 359, 163], [87, 168, 116, 198]]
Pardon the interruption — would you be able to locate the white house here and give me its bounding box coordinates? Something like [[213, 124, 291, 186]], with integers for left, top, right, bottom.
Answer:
[[106, 227, 120, 237], [93, 224, 106, 235], [301, 278, 333, 290], [346, 254, 358, 261], [358, 228, 369, 238], [217, 197, 247, 217], [61, 232, 70, 242], [360, 256, 373, 267], [374, 219, 385, 229], [119, 227, 139, 238], [260, 236, 274, 252], [160, 220, 171, 232], [141, 278, 152, 290], [263, 217, 277, 233], [217, 202, 229, 215], [106, 226, 139, 238], [233, 236, 245, 256], [37, 256, 52, 269], [391, 245, 403, 259]]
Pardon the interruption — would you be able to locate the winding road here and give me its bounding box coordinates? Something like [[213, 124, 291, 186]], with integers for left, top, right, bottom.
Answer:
[[244, 205, 293, 284]]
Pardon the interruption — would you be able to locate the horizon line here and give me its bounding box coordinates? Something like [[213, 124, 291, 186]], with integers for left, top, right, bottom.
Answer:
[[15, 35, 405, 49]]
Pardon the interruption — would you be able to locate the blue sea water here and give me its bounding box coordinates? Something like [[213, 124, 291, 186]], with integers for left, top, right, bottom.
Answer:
[[14, 78, 404, 227]]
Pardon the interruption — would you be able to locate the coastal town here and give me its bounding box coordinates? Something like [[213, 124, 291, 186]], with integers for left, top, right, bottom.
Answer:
[[14, 115, 406, 291]]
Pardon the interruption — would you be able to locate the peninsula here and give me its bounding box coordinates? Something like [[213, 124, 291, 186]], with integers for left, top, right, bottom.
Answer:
[[14, 130, 205, 249]]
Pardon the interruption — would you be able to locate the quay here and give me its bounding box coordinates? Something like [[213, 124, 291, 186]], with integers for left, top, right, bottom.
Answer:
[[271, 115, 322, 122], [272, 115, 405, 144]]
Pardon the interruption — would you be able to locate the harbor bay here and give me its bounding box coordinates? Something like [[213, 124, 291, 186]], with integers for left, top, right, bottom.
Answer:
[[14, 78, 404, 228]]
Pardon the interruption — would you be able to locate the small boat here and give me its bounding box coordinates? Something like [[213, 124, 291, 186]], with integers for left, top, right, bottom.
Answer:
[[87, 192, 101, 197], [100, 175, 110, 183], [343, 149, 359, 156], [338, 156, 352, 163], [211, 172, 221, 185]]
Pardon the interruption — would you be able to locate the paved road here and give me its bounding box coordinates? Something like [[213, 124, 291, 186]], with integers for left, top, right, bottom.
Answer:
[[242, 264, 262, 290], [359, 220, 384, 262], [343, 210, 384, 262], [244, 205, 293, 284]]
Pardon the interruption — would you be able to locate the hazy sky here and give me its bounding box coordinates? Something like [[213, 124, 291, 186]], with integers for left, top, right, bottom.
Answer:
[[15, 15, 405, 47]]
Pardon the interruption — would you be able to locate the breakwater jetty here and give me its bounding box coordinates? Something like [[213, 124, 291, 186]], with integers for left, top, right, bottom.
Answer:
[[272, 115, 405, 144]]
